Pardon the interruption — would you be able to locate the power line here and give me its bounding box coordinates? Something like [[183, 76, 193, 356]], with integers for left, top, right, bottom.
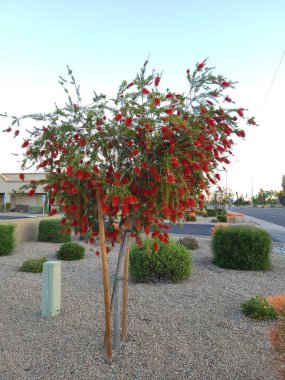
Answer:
[[260, 50, 285, 112]]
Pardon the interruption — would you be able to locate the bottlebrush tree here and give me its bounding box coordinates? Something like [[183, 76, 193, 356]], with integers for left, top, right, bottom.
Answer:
[[1, 59, 256, 361]]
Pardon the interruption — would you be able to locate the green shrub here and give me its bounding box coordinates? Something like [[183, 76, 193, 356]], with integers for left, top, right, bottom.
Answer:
[[210, 218, 219, 223], [206, 209, 217, 217], [129, 239, 192, 283], [0, 224, 16, 255], [217, 208, 226, 216], [212, 225, 272, 270], [241, 296, 277, 320], [20, 257, 47, 273], [177, 236, 199, 250], [56, 242, 85, 260], [217, 215, 227, 222], [38, 220, 71, 243]]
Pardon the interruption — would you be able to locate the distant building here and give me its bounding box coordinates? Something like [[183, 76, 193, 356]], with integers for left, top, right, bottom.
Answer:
[[0, 173, 47, 212]]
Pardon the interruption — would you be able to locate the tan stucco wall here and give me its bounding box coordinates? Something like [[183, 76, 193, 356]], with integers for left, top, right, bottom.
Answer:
[[0, 217, 61, 245]]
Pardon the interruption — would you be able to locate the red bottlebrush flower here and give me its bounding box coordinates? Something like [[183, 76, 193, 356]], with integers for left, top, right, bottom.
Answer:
[[124, 195, 139, 205], [14, 130, 20, 136], [165, 92, 174, 99], [111, 196, 120, 207], [49, 208, 57, 216], [93, 165, 100, 174], [167, 174, 175, 184], [19, 173, 25, 181], [202, 162, 209, 172], [4, 127, 12, 132], [154, 76, 160, 86], [79, 138, 86, 147], [221, 81, 230, 88], [165, 108, 173, 115], [133, 149, 139, 156], [162, 207, 171, 218], [153, 242, 159, 252], [102, 204, 110, 214], [237, 108, 244, 117], [168, 144, 175, 153], [215, 173, 221, 180], [60, 218, 66, 225], [95, 250, 100, 256], [21, 140, 29, 148], [125, 117, 133, 127], [171, 157, 180, 169], [197, 62, 205, 69], [201, 107, 207, 114], [186, 198, 195, 208], [74, 170, 84, 179], [127, 81, 134, 87], [28, 189, 35, 197], [70, 187, 78, 194], [248, 117, 257, 125], [225, 96, 232, 102], [66, 166, 73, 176], [134, 167, 141, 176], [121, 205, 129, 216], [186, 68, 190, 74], [142, 88, 149, 95], [144, 226, 150, 235], [114, 113, 123, 122], [154, 97, 161, 106]]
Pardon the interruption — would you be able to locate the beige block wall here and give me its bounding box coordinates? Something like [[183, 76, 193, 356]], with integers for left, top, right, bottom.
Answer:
[[0, 217, 60, 245]]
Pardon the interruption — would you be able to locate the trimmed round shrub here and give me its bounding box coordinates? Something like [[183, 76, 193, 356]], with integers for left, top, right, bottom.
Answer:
[[56, 242, 85, 260], [0, 224, 16, 256], [212, 225, 272, 270], [241, 296, 277, 320], [177, 236, 199, 250], [38, 220, 71, 243], [217, 215, 227, 222], [129, 239, 192, 283], [206, 209, 217, 217], [20, 257, 47, 273]]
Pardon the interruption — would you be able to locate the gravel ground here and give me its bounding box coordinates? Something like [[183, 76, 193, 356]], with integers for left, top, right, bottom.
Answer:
[[1, 237, 285, 380]]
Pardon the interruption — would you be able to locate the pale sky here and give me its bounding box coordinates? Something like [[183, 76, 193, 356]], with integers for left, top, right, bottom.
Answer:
[[0, 0, 284, 197]]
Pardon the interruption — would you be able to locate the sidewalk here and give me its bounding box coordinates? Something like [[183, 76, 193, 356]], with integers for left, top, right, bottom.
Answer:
[[247, 216, 285, 244]]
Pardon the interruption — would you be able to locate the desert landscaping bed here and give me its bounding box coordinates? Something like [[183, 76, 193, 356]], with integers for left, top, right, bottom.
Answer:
[[1, 237, 285, 379]]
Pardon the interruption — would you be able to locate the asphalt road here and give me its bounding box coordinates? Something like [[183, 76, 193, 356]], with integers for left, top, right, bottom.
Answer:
[[0, 215, 33, 220], [167, 223, 213, 237], [229, 206, 285, 227]]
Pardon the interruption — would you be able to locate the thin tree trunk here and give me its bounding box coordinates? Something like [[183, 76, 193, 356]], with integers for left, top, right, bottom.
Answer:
[[112, 229, 131, 349], [122, 246, 130, 341], [96, 189, 112, 363]]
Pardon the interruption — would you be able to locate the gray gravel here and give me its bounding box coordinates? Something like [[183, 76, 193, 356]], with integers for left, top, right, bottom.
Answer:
[[1, 237, 284, 380]]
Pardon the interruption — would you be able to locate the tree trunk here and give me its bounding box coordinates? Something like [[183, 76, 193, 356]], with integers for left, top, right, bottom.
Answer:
[[122, 246, 130, 341], [112, 229, 131, 349], [96, 189, 112, 363]]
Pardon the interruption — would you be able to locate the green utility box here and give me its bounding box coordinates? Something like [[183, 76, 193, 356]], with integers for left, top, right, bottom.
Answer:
[[42, 261, 61, 317]]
